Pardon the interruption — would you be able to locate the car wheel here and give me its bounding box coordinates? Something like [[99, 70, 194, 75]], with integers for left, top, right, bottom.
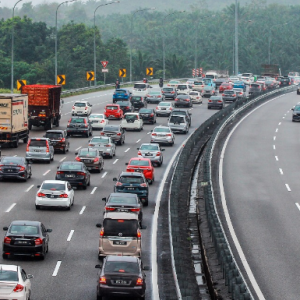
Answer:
[[88, 177, 91, 186], [97, 295, 102, 300], [35, 205, 41, 210], [66, 204, 71, 211], [22, 172, 28, 182], [143, 199, 149, 207], [46, 159, 51, 164], [51, 154, 54, 161], [82, 185, 87, 190], [96, 167, 101, 173], [62, 147, 66, 154]]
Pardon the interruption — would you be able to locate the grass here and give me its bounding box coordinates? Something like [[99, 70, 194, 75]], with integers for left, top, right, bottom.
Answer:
[[0, 88, 20, 94]]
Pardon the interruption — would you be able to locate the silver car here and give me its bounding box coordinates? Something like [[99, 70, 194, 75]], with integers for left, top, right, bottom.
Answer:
[[25, 137, 54, 163], [146, 89, 164, 104], [150, 126, 175, 146], [137, 143, 165, 166], [88, 136, 116, 158], [156, 101, 174, 117], [233, 88, 245, 99], [168, 115, 189, 134]]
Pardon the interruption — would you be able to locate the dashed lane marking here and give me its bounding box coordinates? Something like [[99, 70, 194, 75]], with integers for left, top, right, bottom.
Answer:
[[113, 159, 119, 164], [91, 187, 97, 194], [67, 230, 75, 242], [278, 122, 281, 125], [285, 184, 291, 192], [296, 203, 300, 211], [52, 261, 62, 277], [273, 136, 276, 141], [25, 185, 34, 192], [273, 145, 276, 150], [43, 170, 50, 176], [275, 156, 279, 161], [59, 157, 66, 162], [136, 139, 141, 143], [279, 168, 283, 175], [125, 148, 130, 152], [75, 146, 82, 151], [275, 128, 278, 132], [6, 203, 16, 212], [79, 206, 86, 215], [101, 172, 107, 178]]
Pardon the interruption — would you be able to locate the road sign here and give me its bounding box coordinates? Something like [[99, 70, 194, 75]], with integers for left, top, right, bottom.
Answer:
[[146, 67, 153, 76], [196, 69, 200, 76], [57, 74, 66, 85], [102, 69, 109, 73], [86, 71, 94, 81], [119, 68, 126, 78], [101, 61, 108, 68], [200, 67, 203, 74], [192, 69, 196, 76], [17, 80, 26, 91]]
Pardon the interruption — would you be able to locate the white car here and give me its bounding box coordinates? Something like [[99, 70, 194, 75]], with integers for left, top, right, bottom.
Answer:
[[156, 102, 174, 116], [132, 82, 151, 97], [89, 113, 108, 130], [176, 84, 191, 95], [167, 80, 180, 88], [240, 73, 254, 85], [228, 76, 240, 83], [121, 113, 143, 131], [0, 264, 33, 300], [35, 180, 74, 210], [72, 101, 92, 116], [189, 91, 202, 104]]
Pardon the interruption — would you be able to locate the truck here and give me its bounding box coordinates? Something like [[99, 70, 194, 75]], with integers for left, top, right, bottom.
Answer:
[[0, 94, 29, 148], [205, 70, 229, 88], [261, 64, 280, 78], [21, 84, 62, 130]]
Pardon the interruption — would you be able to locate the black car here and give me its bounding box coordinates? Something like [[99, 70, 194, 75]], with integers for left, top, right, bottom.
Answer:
[[102, 192, 143, 224], [44, 130, 70, 153], [115, 101, 134, 114], [170, 109, 191, 126], [66, 116, 92, 137], [292, 104, 300, 122], [95, 256, 149, 300], [278, 76, 291, 87], [101, 125, 125, 145], [0, 156, 32, 182], [162, 87, 177, 100], [113, 172, 149, 206], [75, 148, 104, 173], [55, 161, 91, 189], [174, 95, 193, 108], [130, 96, 147, 111], [2, 220, 52, 260], [138, 108, 156, 124]]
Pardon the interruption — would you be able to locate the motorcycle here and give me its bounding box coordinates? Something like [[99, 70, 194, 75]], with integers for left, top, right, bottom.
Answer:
[[159, 81, 163, 88]]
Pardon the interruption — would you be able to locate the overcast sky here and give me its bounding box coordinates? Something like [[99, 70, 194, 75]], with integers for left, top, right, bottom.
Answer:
[[1, 0, 47, 8]]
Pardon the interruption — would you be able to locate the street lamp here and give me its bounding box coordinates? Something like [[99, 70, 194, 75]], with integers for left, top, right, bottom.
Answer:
[[11, 0, 23, 93], [55, 0, 75, 85], [130, 7, 155, 82], [234, 0, 238, 75], [94, 1, 119, 86]]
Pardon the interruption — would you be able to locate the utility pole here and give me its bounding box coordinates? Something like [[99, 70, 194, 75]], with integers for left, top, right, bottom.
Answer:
[[234, 0, 239, 75]]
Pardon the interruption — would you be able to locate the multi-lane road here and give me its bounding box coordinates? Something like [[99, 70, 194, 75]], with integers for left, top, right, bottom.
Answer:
[[0, 87, 218, 300]]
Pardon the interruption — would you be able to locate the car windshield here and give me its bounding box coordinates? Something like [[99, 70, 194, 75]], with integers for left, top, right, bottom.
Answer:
[[106, 106, 118, 110], [104, 126, 119, 132], [116, 101, 129, 106], [29, 140, 47, 147], [109, 196, 137, 204], [140, 144, 159, 151], [170, 116, 185, 124], [45, 132, 63, 139], [91, 137, 110, 143], [131, 97, 142, 101], [172, 111, 185, 116], [103, 219, 138, 237], [203, 79, 211, 85], [116, 90, 126, 94], [70, 118, 85, 124], [153, 127, 170, 133], [159, 103, 170, 107], [119, 176, 144, 184], [139, 109, 152, 113], [294, 106, 300, 111], [41, 182, 65, 190], [0, 270, 18, 282], [9, 225, 39, 235], [169, 81, 179, 84], [104, 261, 139, 274], [163, 88, 173, 92], [89, 114, 104, 119], [79, 149, 97, 156], [1, 157, 23, 164], [60, 163, 82, 171], [74, 102, 86, 107], [129, 160, 150, 166], [205, 75, 215, 79]]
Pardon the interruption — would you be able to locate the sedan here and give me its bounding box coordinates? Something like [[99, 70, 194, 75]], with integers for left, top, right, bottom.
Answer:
[[104, 104, 123, 120], [0, 156, 32, 182], [137, 143, 164, 166], [88, 136, 116, 158], [222, 90, 237, 102], [233, 88, 245, 99], [219, 82, 233, 93], [55, 161, 91, 189], [208, 95, 224, 109], [89, 114, 109, 130], [174, 95, 193, 108], [291, 104, 300, 121], [189, 91, 202, 104], [0, 264, 33, 300], [2, 220, 52, 260], [167, 79, 180, 88], [101, 125, 125, 145], [146, 90, 164, 104], [95, 256, 149, 300], [35, 180, 74, 210], [162, 87, 177, 100], [115, 101, 134, 114], [150, 126, 175, 146], [156, 102, 174, 117], [44, 130, 70, 153], [126, 157, 154, 184], [75, 148, 104, 172], [202, 85, 216, 97], [138, 108, 156, 124]]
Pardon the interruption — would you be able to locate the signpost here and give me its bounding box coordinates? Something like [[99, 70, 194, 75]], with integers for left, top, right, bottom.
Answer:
[[101, 61, 108, 68], [57, 75, 66, 85], [146, 67, 153, 76], [86, 71, 95, 81], [17, 80, 26, 91]]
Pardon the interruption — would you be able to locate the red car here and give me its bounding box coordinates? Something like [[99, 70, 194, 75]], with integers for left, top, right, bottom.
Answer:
[[104, 104, 123, 120], [219, 82, 233, 93], [125, 157, 154, 184]]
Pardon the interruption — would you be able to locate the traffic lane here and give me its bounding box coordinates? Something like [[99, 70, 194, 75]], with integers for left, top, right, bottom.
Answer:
[[223, 92, 300, 299]]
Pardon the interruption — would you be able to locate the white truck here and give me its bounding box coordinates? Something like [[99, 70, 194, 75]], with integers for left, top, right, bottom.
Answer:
[[0, 94, 29, 148]]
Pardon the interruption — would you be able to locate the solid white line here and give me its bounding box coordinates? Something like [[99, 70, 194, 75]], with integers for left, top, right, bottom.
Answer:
[[275, 128, 278, 132], [79, 206, 86, 215], [113, 159, 119, 164], [278, 122, 281, 125], [275, 156, 279, 161], [25, 184, 34, 192], [295, 203, 300, 211], [273, 136, 276, 141], [101, 172, 107, 178], [279, 168, 283, 175], [285, 184, 291, 192], [6, 203, 16, 213], [52, 261, 62, 277], [59, 157, 66, 162], [43, 170, 50, 176], [124, 148, 130, 152], [75, 146, 82, 151], [136, 139, 141, 143], [273, 145, 276, 150], [67, 230, 75, 242], [91, 187, 97, 194]]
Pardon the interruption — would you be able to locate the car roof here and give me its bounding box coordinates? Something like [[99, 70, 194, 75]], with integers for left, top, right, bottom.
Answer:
[[46, 130, 64, 133], [105, 255, 139, 263], [104, 212, 139, 220], [75, 100, 88, 103], [70, 116, 88, 119], [109, 193, 137, 198], [42, 180, 66, 184], [119, 171, 145, 177], [124, 112, 139, 115], [129, 157, 151, 162], [0, 264, 19, 272], [10, 220, 41, 226]]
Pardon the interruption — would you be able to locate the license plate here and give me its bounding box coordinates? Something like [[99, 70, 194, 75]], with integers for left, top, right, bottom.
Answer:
[[87, 167, 92, 170], [116, 280, 127, 284], [91, 120, 98, 123], [161, 108, 166, 110], [34, 149, 41, 152], [65, 174, 74, 178], [50, 195, 54, 198], [113, 241, 127, 245], [77, 111, 83, 113], [16, 241, 29, 245], [7, 169, 13, 172], [135, 170, 141, 172], [145, 153, 151, 156], [117, 208, 129, 212], [126, 187, 135, 190]]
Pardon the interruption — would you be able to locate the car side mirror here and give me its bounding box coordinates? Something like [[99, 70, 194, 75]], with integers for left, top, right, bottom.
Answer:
[[137, 148, 140, 150], [46, 229, 52, 233], [141, 225, 147, 230], [150, 130, 153, 132], [37, 185, 41, 188], [57, 166, 59, 169], [113, 178, 117, 181], [27, 274, 34, 279], [95, 264, 102, 269], [161, 149, 165, 151], [90, 104, 93, 107], [3, 227, 8, 231], [96, 223, 102, 228], [291, 108, 294, 111], [102, 197, 107, 202], [125, 162, 128, 165], [143, 266, 150, 271]]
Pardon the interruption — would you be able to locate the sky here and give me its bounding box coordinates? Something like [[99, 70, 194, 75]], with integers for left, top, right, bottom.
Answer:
[[1, 0, 47, 8]]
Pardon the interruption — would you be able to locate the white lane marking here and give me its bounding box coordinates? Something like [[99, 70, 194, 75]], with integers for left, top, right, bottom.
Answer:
[[279, 168, 283, 175], [59, 157, 66, 162], [79, 206, 86, 215], [6, 203, 16, 212], [67, 230, 75, 242], [136, 139, 141, 143], [124, 148, 130, 152], [287, 111, 290, 113], [278, 122, 281, 125], [113, 159, 119, 164], [52, 261, 62, 277], [273, 145, 276, 150], [65, 112, 71, 115], [275, 128, 278, 132], [101, 172, 107, 178], [285, 184, 291, 192], [75, 146, 82, 151], [25, 184, 34, 192], [147, 132, 151, 135], [275, 156, 279, 161], [14, 155, 17, 157], [283, 116, 285, 119], [295, 203, 300, 211], [273, 136, 276, 141], [91, 187, 97, 194], [43, 170, 50, 176]]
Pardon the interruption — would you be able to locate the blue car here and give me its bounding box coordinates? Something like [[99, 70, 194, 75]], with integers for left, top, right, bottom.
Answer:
[[203, 78, 216, 88], [233, 81, 246, 92], [113, 88, 131, 103]]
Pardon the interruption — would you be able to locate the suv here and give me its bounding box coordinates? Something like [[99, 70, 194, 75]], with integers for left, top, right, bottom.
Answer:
[[170, 109, 191, 126], [25, 137, 54, 163], [66, 116, 92, 137], [176, 84, 190, 95], [101, 125, 125, 145], [72, 101, 92, 116], [132, 82, 151, 97], [162, 87, 177, 100], [44, 130, 70, 153], [168, 115, 189, 134], [278, 76, 291, 87], [130, 95, 147, 110]]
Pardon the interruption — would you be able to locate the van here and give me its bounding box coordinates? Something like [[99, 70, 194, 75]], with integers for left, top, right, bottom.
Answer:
[[25, 137, 54, 163], [96, 212, 145, 259], [205, 72, 218, 81], [132, 82, 152, 96], [176, 84, 190, 95]]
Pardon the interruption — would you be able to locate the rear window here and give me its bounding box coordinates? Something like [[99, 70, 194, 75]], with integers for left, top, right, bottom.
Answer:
[[29, 139, 47, 147], [159, 103, 171, 107], [116, 90, 127, 94], [224, 91, 234, 94], [74, 102, 86, 107], [89, 114, 104, 119], [104, 126, 119, 131], [116, 101, 129, 106], [78, 149, 97, 156], [45, 132, 63, 139], [104, 261, 139, 274], [41, 182, 65, 190], [9, 225, 39, 235], [140, 144, 159, 151], [60, 163, 82, 171], [139, 109, 152, 113], [129, 160, 150, 166], [163, 88, 173, 92], [170, 116, 185, 123], [0, 270, 18, 282], [119, 176, 144, 184], [106, 106, 118, 110], [109, 196, 138, 204], [125, 114, 138, 121], [194, 82, 203, 85], [172, 111, 185, 116], [205, 75, 216, 79], [1, 157, 23, 164], [131, 97, 142, 101], [103, 219, 138, 237], [70, 118, 85, 124], [134, 84, 146, 89], [153, 127, 170, 133], [91, 137, 110, 143], [177, 85, 188, 90], [189, 92, 198, 95]]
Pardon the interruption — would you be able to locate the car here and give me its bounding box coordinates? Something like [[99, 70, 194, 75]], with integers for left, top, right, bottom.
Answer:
[[202, 78, 216, 88], [95, 256, 149, 300], [222, 90, 238, 102], [35, 180, 74, 210], [189, 91, 202, 104], [214, 77, 229, 89], [145, 89, 164, 104], [102, 193, 143, 225], [219, 82, 233, 93], [72, 101, 92, 116], [256, 80, 267, 91], [249, 83, 262, 95], [288, 71, 299, 77], [174, 95, 193, 107], [104, 104, 123, 120], [88, 114, 109, 130], [126, 157, 154, 184], [168, 115, 189, 134], [150, 126, 175, 146], [137, 143, 164, 167], [278, 76, 291, 87], [66, 116, 92, 137], [101, 125, 125, 145], [55, 161, 91, 189], [25, 137, 54, 163], [291, 104, 300, 121], [233, 81, 246, 92], [130, 95, 147, 111], [228, 76, 241, 83], [88, 136, 116, 158], [170, 109, 192, 126], [265, 79, 279, 90], [156, 101, 174, 116], [176, 84, 191, 95], [138, 108, 156, 124], [0, 156, 32, 182], [208, 95, 224, 109], [132, 82, 152, 97], [240, 73, 254, 84], [232, 88, 245, 99], [192, 80, 205, 92], [115, 100, 134, 114], [121, 113, 143, 131], [44, 129, 70, 153], [113, 172, 149, 206], [161, 87, 177, 100], [113, 88, 131, 103], [202, 85, 216, 97], [186, 78, 196, 85], [0, 264, 33, 300], [167, 79, 180, 88], [2, 220, 52, 260], [75, 147, 104, 172]]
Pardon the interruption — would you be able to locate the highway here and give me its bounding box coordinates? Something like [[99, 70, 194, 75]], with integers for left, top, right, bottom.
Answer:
[[0, 87, 218, 300], [222, 91, 300, 300]]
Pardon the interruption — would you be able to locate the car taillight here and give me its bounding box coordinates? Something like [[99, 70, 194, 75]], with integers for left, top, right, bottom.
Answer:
[[84, 119, 88, 128], [75, 157, 81, 162], [156, 152, 161, 156], [171, 91, 175, 94], [130, 208, 140, 212], [117, 133, 121, 136], [37, 192, 46, 197], [101, 120, 105, 123], [104, 144, 111, 147], [100, 229, 104, 237], [99, 276, 106, 284], [77, 172, 86, 176], [13, 284, 24, 292], [4, 237, 11, 244], [166, 133, 172, 136], [175, 98, 178, 101], [72, 106, 75, 109], [208, 100, 212, 102], [100, 132, 105, 135], [105, 207, 116, 211], [146, 95, 150, 97], [222, 94, 225, 96], [138, 151, 142, 155], [156, 107, 159, 110], [18, 165, 26, 171], [161, 91, 164, 93], [140, 183, 147, 187], [233, 94, 236, 97], [56, 171, 63, 175], [150, 113, 154, 117], [88, 144, 95, 147], [137, 230, 141, 238], [60, 138, 66, 142], [152, 133, 157, 136], [218, 100, 222, 103], [85, 107, 88, 110], [185, 99, 189, 101], [35, 238, 43, 245], [59, 194, 69, 198], [93, 157, 99, 162], [26, 140, 31, 152], [46, 141, 50, 153], [157, 95, 161, 98], [126, 106, 129, 109], [116, 182, 123, 186]]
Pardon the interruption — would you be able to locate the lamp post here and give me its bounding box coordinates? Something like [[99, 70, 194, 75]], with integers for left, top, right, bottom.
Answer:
[[234, 0, 238, 75], [55, 0, 75, 85], [11, 0, 23, 93]]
